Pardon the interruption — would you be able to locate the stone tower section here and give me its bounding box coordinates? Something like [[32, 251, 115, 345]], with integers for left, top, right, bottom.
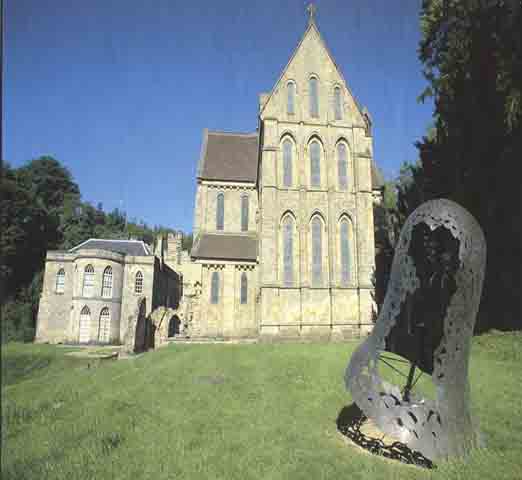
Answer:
[[258, 18, 378, 339]]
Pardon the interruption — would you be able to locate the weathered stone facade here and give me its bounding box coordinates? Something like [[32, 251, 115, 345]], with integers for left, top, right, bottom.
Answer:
[[36, 239, 180, 346], [35, 15, 383, 346], [186, 18, 383, 340]]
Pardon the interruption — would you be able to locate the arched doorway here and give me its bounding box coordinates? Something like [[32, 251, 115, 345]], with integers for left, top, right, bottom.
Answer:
[[168, 315, 181, 337], [79, 306, 91, 343], [98, 307, 111, 343], [134, 299, 147, 353]]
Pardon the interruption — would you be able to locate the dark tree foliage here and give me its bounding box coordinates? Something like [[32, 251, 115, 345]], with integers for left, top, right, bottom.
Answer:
[[417, 0, 522, 331]]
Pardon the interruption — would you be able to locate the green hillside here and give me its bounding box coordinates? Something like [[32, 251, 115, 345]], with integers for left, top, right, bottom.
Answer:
[[2, 332, 521, 479]]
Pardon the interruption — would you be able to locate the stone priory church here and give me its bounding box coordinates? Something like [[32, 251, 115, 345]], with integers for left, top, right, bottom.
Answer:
[[189, 13, 383, 340], [35, 11, 384, 346]]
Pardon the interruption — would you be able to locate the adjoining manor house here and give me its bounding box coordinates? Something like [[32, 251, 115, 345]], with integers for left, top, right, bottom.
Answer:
[[35, 13, 384, 347]]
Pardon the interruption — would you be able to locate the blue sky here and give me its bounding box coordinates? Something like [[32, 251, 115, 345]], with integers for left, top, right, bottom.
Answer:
[[5, 0, 434, 232]]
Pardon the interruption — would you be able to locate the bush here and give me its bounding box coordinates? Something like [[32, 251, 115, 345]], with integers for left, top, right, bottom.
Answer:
[[1, 299, 35, 343]]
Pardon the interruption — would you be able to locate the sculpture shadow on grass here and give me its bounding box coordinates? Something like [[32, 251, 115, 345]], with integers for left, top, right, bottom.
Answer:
[[336, 403, 434, 469]]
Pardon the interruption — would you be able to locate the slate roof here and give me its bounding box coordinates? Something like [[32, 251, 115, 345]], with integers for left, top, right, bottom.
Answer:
[[198, 130, 259, 183], [371, 159, 385, 190], [191, 233, 258, 261], [69, 239, 151, 256]]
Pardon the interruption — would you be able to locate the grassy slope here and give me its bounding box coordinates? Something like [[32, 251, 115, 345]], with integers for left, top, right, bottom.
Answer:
[[1, 332, 521, 480]]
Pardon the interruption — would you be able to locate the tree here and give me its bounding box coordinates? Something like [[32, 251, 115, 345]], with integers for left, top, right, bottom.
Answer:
[[417, 0, 522, 331]]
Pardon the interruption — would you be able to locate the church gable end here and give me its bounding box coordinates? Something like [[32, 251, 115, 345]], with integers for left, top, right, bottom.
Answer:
[[260, 22, 365, 126]]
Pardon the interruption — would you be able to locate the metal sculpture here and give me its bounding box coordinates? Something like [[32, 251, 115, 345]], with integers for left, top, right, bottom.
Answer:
[[345, 199, 486, 462]]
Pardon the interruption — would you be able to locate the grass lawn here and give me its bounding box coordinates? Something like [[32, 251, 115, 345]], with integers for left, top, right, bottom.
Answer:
[[2, 331, 521, 479]]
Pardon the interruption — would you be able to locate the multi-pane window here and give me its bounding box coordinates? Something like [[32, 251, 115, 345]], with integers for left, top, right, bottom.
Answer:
[[283, 139, 293, 187], [311, 217, 323, 286], [334, 86, 343, 120], [102, 266, 113, 298], [210, 271, 220, 304], [338, 143, 348, 190], [83, 265, 94, 297], [240, 272, 248, 304], [98, 307, 111, 343], [340, 219, 351, 285], [283, 216, 294, 285], [287, 82, 296, 115], [79, 306, 91, 343], [135, 271, 143, 294], [56, 269, 65, 293], [310, 141, 321, 187], [241, 195, 249, 232], [216, 193, 224, 231], [309, 77, 319, 117]]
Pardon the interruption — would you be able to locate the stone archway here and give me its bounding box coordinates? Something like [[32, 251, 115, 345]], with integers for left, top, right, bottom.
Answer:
[[134, 299, 147, 353], [168, 315, 181, 337]]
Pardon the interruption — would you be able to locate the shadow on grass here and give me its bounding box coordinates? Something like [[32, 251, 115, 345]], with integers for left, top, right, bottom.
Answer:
[[1, 353, 52, 387], [336, 403, 434, 469]]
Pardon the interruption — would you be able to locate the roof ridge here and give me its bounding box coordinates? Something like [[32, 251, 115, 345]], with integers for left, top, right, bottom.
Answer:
[[207, 130, 258, 137]]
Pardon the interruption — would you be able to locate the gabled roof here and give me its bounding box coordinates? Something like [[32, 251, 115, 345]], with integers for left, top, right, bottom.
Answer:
[[191, 233, 258, 261], [259, 20, 366, 119], [69, 239, 151, 256], [197, 130, 259, 183]]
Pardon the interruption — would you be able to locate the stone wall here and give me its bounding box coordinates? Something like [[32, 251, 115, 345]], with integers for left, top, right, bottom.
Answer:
[[257, 22, 376, 337], [195, 182, 258, 235]]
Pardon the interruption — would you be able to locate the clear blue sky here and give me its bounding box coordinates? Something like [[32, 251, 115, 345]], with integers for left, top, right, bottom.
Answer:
[[5, 0, 434, 232]]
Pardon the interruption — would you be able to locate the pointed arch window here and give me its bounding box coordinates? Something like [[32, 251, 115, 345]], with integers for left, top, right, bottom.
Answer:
[[287, 82, 296, 115], [282, 139, 293, 187], [210, 271, 220, 304], [310, 141, 321, 187], [334, 86, 343, 120], [83, 265, 94, 297], [337, 143, 348, 190], [311, 216, 323, 286], [216, 193, 224, 231], [241, 195, 249, 232], [55, 269, 65, 293], [283, 216, 294, 285], [135, 271, 143, 294], [102, 266, 113, 298], [79, 306, 91, 343], [340, 219, 351, 285], [240, 272, 248, 304], [98, 307, 111, 343], [309, 77, 319, 117]]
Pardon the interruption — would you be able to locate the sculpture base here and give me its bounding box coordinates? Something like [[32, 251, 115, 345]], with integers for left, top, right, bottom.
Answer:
[[336, 403, 434, 469]]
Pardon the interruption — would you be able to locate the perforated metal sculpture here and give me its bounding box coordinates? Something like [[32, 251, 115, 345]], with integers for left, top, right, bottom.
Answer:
[[346, 199, 486, 462]]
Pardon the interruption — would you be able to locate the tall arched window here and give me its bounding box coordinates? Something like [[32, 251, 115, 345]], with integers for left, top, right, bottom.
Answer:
[[83, 265, 94, 297], [79, 306, 91, 343], [240, 272, 248, 304], [337, 142, 348, 190], [102, 266, 113, 298], [334, 86, 343, 120], [216, 193, 224, 231], [309, 77, 319, 117], [135, 271, 143, 294], [310, 141, 321, 187], [241, 195, 249, 232], [98, 307, 111, 343], [55, 269, 65, 293], [283, 215, 294, 285], [287, 82, 296, 115], [340, 219, 351, 285], [311, 216, 323, 286], [282, 138, 293, 187], [210, 271, 220, 304]]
